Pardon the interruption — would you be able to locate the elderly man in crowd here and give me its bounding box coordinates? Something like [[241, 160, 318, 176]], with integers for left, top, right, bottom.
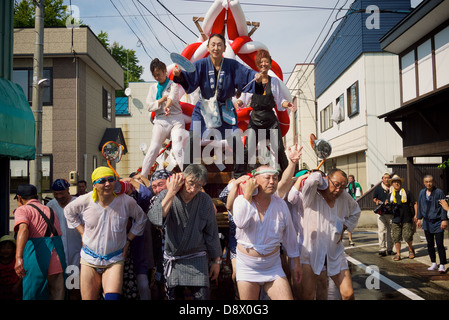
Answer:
[[417, 175, 447, 272], [64, 166, 148, 300], [300, 169, 360, 300], [148, 164, 222, 300], [47, 178, 83, 300]]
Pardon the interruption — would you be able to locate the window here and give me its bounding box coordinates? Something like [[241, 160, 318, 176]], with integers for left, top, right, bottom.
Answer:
[[10, 154, 53, 193], [320, 103, 333, 133], [332, 94, 345, 124], [347, 81, 359, 117], [102, 87, 112, 121], [12, 68, 53, 105]]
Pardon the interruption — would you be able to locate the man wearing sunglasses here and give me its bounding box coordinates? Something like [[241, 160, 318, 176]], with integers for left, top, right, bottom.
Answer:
[[299, 169, 360, 300], [64, 166, 148, 300]]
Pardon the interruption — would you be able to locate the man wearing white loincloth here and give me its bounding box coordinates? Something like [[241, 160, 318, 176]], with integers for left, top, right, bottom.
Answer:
[[299, 169, 361, 300], [232, 165, 302, 300]]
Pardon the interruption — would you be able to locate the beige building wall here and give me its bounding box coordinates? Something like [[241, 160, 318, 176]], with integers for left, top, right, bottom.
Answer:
[[12, 26, 123, 202], [285, 64, 318, 170], [116, 82, 155, 177]]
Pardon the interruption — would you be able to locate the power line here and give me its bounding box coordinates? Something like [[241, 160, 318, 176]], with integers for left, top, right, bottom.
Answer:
[[156, 0, 198, 37], [183, 0, 352, 11], [132, 0, 171, 54], [77, 7, 342, 20], [150, 0, 182, 53], [109, 0, 153, 59], [289, 3, 410, 94], [289, 0, 349, 96], [136, 0, 189, 45], [117, 0, 160, 55]]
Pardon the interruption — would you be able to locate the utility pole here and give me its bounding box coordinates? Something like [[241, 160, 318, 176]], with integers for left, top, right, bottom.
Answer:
[[29, 0, 44, 198]]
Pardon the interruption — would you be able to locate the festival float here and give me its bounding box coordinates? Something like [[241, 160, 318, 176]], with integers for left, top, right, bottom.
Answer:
[[151, 0, 293, 176], [145, 2, 296, 289]]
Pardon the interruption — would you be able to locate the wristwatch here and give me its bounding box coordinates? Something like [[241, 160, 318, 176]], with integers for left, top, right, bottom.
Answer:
[[213, 259, 222, 265]]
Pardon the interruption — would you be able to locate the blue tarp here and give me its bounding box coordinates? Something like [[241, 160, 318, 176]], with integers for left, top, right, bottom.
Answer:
[[115, 96, 130, 116], [0, 77, 35, 160]]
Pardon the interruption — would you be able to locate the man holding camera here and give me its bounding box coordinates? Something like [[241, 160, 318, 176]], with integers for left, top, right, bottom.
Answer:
[[373, 173, 394, 257]]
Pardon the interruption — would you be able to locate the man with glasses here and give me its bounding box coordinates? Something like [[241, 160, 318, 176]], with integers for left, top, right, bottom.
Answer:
[[64, 167, 148, 300], [299, 169, 360, 300], [147, 164, 222, 300]]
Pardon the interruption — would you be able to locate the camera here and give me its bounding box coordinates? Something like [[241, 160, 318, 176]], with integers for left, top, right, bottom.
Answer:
[[373, 201, 393, 215]]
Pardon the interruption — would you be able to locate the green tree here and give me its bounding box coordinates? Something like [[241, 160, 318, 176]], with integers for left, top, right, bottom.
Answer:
[[13, 0, 70, 27], [98, 31, 144, 96]]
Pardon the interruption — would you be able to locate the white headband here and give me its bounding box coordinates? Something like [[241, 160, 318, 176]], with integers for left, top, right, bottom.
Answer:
[[251, 169, 280, 176]]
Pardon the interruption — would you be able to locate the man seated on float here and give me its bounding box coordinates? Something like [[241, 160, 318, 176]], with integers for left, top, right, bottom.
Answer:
[[172, 33, 259, 177]]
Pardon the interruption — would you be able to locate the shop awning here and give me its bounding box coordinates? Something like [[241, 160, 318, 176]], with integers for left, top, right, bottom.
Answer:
[[0, 78, 35, 160]]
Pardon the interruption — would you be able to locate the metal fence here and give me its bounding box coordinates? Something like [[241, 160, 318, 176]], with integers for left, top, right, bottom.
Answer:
[[356, 164, 447, 210]]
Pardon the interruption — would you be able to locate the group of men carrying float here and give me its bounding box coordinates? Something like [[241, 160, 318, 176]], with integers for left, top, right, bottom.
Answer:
[[15, 33, 359, 301], [136, 33, 361, 300]]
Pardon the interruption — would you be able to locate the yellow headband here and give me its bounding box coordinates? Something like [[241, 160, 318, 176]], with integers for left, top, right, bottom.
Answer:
[[91, 166, 116, 202]]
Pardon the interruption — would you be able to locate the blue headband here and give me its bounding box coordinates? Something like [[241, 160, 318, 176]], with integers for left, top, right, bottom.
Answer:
[[150, 169, 172, 182], [51, 179, 70, 191]]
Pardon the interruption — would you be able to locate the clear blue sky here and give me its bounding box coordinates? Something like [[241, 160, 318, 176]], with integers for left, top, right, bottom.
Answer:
[[63, 0, 423, 83]]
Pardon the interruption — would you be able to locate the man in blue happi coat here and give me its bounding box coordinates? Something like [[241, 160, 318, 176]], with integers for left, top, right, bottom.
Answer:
[[173, 33, 259, 177]]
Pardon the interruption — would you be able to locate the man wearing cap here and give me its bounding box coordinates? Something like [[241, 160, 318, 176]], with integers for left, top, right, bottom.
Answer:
[[148, 169, 173, 299], [388, 174, 417, 261], [373, 172, 394, 257], [47, 178, 83, 299], [13, 184, 67, 300], [64, 167, 148, 300], [232, 165, 302, 300]]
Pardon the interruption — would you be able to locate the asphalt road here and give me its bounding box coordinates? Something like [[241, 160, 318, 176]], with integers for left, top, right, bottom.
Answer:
[[338, 228, 449, 300]]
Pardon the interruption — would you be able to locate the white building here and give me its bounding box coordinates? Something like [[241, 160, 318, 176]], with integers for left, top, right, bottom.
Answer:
[[285, 64, 318, 170], [115, 81, 155, 177], [317, 53, 403, 189], [313, 0, 412, 190]]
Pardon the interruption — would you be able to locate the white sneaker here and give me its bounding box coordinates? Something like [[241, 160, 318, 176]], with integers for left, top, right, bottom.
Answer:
[[439, 265, 446, 274], [428, 263, 437, 271]]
